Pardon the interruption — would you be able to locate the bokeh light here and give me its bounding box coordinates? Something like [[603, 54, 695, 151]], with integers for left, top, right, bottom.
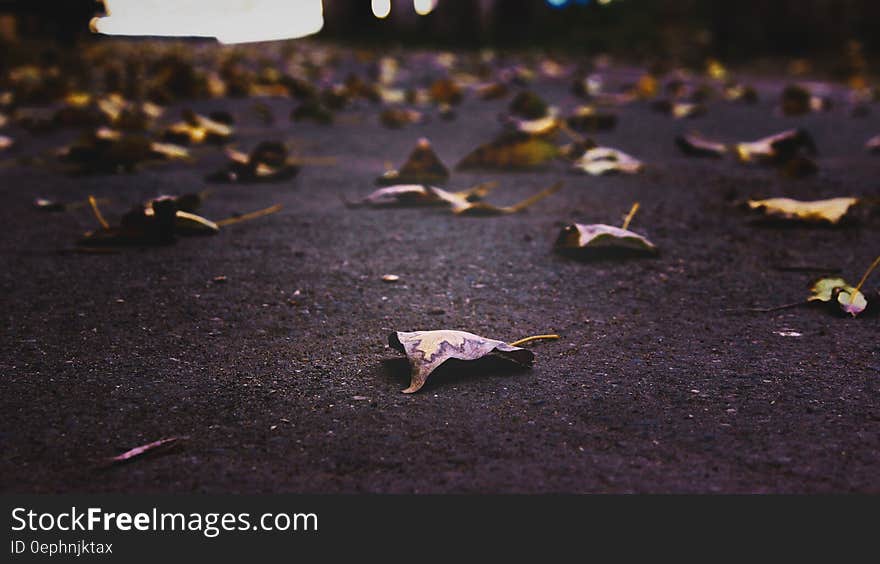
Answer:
[[372, 0, 392, 19]]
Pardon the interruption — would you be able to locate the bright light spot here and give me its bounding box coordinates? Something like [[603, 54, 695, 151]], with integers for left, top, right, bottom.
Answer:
[[414, 0, 437, 16], [372, 0, 391, 19], [598, 0, 613, 5], [546, 0, 568, 7], [91, 0, 323, 44]]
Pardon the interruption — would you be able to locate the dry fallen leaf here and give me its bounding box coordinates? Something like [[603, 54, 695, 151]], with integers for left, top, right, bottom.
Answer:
[[389, 330, 557, 393], [456, 132, 559, 171], [446, 182, 563, 216], [163, 110, 233, 145], [675, 132, 727, 158], [348, 181, 497, 208], [565, 106, 617, 133], [572, 147, 643, 175], [808, 277, 867, 317], [376, 138, 449, 186], [555, 203, 657, 257], [206, 142, 299, 183], [746, 197, 859, 225], [734, 129, 816, 165]]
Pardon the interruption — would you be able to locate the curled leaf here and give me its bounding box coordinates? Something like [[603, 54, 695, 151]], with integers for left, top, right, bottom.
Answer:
[[808, 277, 867, 317], [389, 330, 535, 393], [734, 129, 816, 165], [446, 181, 563, 216], [206, 142, 299, 183], [747, 197, 859, 225], [675, 132, 727, 158], [555, 223, 657, 257], [380, 107, 425, 129], [572, 147, 644, 176], [565, 106, 617, 133], [349, 181, 497, 209], [376, 138, 449, 186], [456, 132, 559, 171]]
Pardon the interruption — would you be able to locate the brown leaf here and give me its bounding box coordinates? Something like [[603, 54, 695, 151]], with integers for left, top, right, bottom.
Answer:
[[456, 132, 559, 171], [375, 138, 449, 186]]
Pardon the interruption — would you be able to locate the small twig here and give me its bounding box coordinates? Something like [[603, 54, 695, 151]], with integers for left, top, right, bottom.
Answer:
[[509, 334, 561, 347], [215, 204, 282, 227], [851, 254, 880, 303], [88, 195, 109, 230], [507, 181, 564, 213], [774, 265, 841, 273], [621, 202, 640, 230], [105, 436, 186, 466], [723, 301, 806, 313]]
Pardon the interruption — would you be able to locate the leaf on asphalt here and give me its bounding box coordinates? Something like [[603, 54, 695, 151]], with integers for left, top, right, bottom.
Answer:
[[509, 91, 550, 120], [503, 91, 559, 135], [780, 84, 831, 116], [429, 77, 463, 106], [375, 138, 449, 186], [79, 195, 281, 246], [555, 203, 657, 257], [565, 106, 617, 133], [290, 100, 334, 125], [475, 81, 509, 100], [722, 82, 759, 104], [734, 128, 817, 165], [446, 181, 563, 216], [389, 330, 548, 393], [206, 141, 300, 183], [572, 146, 643, 175], [108, 437, 183, 465], [808, 256, 879, 317], [746, 197, 859, 225], [163, 110, 233, 145], [675, 132, 727, 158], [380, 107, 425, 129], [652, 100, 706, 119], [808, 277, 867, 317], [456, 132, 559, 171], [58, 128, 189, 174], [348, 181, 497, 208]]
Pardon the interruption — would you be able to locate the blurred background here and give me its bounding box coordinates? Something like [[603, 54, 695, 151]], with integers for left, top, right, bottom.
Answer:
[[0, 1, 878, 70]]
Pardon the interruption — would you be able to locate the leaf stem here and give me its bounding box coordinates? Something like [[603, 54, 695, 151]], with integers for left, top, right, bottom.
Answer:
[[851, 254, 880, 302], [88, 195, 109, 230], [215, 204, 282, 227], [621, 202, 640, 230], [509, 334, 560, 347]]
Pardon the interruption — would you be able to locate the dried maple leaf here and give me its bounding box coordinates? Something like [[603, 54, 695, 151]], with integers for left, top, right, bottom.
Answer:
[[389, 330, 557, 393], [456, 132, 559, 171], [572, 147, 643, 175], [376, 138, 450, 186], [675, 132, 727, 158], [555, 203, 657, 257], [746, 197, 859, 225]]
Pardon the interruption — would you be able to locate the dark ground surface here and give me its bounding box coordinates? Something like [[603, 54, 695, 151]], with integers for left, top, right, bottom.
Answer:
[[1, 53, 879, 493]]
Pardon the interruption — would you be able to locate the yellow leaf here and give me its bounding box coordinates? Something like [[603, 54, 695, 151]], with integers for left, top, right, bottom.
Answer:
[[747, 197, 859, 225]]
